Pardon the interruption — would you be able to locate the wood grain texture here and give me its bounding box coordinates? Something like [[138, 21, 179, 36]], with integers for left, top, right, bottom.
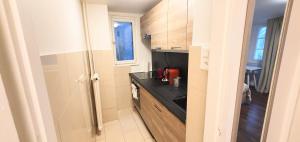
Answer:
[[141, 0, 168, 50], [237, 89, 269, 142], [185, 47, 208, 142], [187, 0, 193, 49], [141, 0, 192, 51], [140, 87, 186, 142], [167, 0, 188, 50]]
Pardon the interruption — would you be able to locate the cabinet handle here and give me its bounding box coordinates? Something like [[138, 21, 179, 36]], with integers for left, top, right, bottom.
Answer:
[[171, 47, 181, 50], [153, 47, 162, 50], [154, 104, 162, 112]]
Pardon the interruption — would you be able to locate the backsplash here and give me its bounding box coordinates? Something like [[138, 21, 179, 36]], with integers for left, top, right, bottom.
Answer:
[[152, 51, 189, 83]]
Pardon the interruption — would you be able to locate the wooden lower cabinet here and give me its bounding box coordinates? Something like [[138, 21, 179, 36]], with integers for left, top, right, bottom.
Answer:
[[140, 87, 186, 142]]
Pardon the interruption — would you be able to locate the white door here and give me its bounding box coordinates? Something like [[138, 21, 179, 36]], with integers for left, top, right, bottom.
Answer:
[[0, 75, 20, 142]]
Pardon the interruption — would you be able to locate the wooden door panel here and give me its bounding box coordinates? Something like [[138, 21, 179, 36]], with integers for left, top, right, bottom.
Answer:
[[140, 87, 186, 142], [187, 0, 193, 49], [141, 0, 168, 50], [168, 0, 188, 50]]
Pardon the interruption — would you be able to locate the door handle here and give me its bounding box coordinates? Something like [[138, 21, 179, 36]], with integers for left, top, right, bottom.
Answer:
[[153, 47, 162, 50], [171, 47, 181, 50], [153, 104, 162, 112]]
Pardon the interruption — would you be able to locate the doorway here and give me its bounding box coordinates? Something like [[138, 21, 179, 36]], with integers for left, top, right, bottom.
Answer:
[[236, 0, 290, 141], [13, 0, 100, 141]]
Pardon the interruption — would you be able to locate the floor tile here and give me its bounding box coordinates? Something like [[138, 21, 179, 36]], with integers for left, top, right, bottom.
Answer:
[[118, 109, 139, 132], [96, 108, 155, 142], [118, 108, 145, 142], [123, 130, 144, 142], [131, 109, 152, 139], [96, 128, 106, 142], [104, 120, 125, 142], [144, 138, 156, 142], [96, 139, 105, 142]]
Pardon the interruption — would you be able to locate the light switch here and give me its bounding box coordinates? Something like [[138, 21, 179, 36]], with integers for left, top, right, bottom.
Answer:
[[200, 47, 209, 70]]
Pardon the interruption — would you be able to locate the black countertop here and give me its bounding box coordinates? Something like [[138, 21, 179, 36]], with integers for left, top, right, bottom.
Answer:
[[129, 72, 187, 123]]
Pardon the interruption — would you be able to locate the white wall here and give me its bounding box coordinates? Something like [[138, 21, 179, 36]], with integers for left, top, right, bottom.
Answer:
[[86, 4, 111, 50], [17, 0, 87, 56], [191, 0, 212, 47], [86, 4, 152, 72], [85, 3, 152, 122]]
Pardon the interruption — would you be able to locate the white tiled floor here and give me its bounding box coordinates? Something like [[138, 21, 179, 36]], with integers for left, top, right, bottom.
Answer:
[[96, 108, 156, 142]]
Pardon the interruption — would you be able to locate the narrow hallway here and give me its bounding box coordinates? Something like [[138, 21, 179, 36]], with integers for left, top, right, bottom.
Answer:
[[237, 88, 269, 142], [97, 108, 155, 142]]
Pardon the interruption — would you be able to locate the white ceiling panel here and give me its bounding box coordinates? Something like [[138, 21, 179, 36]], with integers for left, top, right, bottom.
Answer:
[[107, 0, 160, 13], [253, 0, 287, 24]]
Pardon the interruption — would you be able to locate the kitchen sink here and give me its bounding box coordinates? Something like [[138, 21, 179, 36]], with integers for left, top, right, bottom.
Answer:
[[173, 96, 187, 111]]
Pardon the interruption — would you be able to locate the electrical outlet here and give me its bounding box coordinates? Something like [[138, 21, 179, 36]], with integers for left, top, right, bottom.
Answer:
[[200, 47, 209, 70]]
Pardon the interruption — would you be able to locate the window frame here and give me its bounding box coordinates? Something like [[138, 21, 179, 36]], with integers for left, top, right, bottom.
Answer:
[[253, 26, 267, 61], [111, 16, 138, 66]]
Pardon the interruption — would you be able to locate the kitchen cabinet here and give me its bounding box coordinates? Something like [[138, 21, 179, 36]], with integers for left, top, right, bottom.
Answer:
[[140, 87, 186, 142], [141, 0, 168, 50], [187, 0, 193, 49], [167, 0, 188, 50], [141, 0, 192, 52]]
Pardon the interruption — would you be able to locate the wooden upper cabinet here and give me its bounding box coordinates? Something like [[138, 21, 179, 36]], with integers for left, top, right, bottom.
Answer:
[[187, 0, 193, 49], [167, 0, 188, 50], [141, 0, 192, 51], [141, 0, 168, 50]]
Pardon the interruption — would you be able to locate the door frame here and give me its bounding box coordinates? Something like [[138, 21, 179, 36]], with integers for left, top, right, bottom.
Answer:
[[230, 0, 255, 141], [0, 74, 20, 142], [0, 0, 57, 141], [203, 0, 251, 141], [263, 0, 300, 141], [204, 0, 299, 141], [231, 0, 295, 141]]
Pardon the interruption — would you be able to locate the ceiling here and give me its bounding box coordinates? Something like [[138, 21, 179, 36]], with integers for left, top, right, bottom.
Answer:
[[90, 0, 286, 23], [107, 0, 160, 13], [253, 0, 287, 24]]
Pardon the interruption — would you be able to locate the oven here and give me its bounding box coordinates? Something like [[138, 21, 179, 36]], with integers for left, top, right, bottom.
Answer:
[[131, 79, 141, 110]]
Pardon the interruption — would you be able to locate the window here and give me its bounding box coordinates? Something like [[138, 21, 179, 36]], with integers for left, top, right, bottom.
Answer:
[[112, 19, 136, 65], [254, 27, 267, 60]]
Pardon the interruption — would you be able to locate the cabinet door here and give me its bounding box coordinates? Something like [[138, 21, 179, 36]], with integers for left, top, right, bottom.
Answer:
[[161, 106, 186, 142], [141, 14, 151, 39], [168, 0, 188, 50], [187, 0, 193, 49], [150, 94, 186, 142], [140, 88, 154, 131], [140, 88, 165, 142], [151, 0, 168, 50], [150, 102, 166, 142], [141, 0, 168, 50], [140, 88, 186, 142]]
